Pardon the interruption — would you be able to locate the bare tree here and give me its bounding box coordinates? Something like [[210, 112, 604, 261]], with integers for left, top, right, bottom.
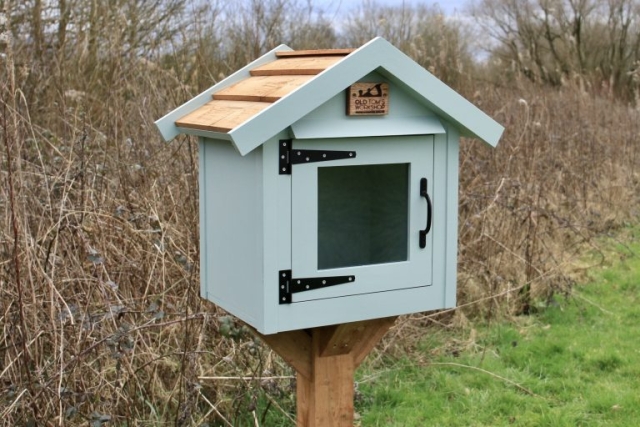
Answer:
[[471, 0, 640, 101], [341, 1, 475, 86]]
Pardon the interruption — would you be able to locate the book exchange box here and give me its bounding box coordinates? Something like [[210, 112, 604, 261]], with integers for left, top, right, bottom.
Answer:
[[155, 38, 503, 334]]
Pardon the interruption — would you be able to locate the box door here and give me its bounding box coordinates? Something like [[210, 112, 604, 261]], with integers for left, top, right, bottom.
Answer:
[[290, 135, 434, 303]]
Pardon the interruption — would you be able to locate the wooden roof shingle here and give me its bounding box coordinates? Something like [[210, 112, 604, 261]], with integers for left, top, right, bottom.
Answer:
[[174, 50, 353, 133]]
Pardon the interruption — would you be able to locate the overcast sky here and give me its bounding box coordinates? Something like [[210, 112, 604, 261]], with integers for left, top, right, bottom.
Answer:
[[314, 0, 471, 16], [311, 0, 488, 58]]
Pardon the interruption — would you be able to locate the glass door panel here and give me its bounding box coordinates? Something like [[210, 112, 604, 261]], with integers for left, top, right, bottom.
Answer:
[[318, 164, 409, 269]]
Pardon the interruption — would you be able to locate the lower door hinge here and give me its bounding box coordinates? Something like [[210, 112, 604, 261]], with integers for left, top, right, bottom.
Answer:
[[279, 270, 355, 304]]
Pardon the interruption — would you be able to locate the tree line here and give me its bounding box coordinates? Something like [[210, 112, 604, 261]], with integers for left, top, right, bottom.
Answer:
[[472, 0, 640, 101], [3, 0, 639, 105]]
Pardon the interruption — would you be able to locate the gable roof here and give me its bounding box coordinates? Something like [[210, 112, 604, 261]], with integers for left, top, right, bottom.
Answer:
[[155, 38, 503, 155]]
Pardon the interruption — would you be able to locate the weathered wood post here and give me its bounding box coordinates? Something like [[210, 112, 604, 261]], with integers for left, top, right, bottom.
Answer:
[[255, 317, 397, 426]]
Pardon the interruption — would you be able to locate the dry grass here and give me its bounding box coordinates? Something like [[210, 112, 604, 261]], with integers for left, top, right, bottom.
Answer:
[[456, 81, 640, 317], [2, 1, 640, 425]]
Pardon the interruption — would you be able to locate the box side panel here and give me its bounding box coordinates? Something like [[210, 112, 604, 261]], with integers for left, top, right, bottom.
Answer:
[[445, 126, 460, 308], [201, 139, 264, 329], [199, 140, 207, 299]]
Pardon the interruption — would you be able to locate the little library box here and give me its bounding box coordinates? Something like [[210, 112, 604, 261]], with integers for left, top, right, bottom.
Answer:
[[155, 38, 504, 335]]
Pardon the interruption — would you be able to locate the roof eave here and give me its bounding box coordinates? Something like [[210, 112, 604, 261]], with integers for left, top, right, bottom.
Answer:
[[175, 127, 234, 141], [371, 41, 504, 147], [154, 44, 294, 143]]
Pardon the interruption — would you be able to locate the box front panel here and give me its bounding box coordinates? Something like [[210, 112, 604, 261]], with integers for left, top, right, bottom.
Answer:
[[289, 135, 434, 303]]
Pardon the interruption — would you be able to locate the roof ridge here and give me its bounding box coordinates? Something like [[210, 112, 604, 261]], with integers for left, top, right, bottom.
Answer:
[[275, 49, 355, 58], [250, 55, 346, 76]]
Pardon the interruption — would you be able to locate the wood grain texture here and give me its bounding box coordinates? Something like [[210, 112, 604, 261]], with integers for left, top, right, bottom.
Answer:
[[250, 56, 344, 76], [296, 371, 311, 427], [317, 316, 397, 361], [308, 349, 354, 427], [175, 100, 268, 133], [317, 323, 364, 357], [255, 319, 396, 426], [276, 49, 355, 57], [252, 328, 312, 379], [351, 316, 397, 367], [213, 75, 314, 102], [175, 55, 346, 133]]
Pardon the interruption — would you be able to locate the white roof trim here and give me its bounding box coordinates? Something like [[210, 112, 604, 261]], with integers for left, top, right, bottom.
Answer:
[[373, 46, 504, 146]]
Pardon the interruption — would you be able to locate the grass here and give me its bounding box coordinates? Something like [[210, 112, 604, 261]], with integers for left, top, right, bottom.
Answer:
[[356, 233, 640, 426]]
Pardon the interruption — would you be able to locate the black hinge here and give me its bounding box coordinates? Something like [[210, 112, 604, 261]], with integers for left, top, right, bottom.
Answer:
[[279, 270, 355, 304], [279, 139, 356, 175]]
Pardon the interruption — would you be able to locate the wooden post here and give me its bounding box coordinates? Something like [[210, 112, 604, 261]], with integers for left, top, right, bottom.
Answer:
[[254, 316, 397, 426]]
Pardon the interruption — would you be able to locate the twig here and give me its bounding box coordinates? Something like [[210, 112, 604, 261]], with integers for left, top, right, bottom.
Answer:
[[0, 388, 28, 418], [196, 389, 234, 427], [429, 362, 543, 398], [31, 314, 206, 404], [573, 292, 615, 315], [256, 387, 296, 425], [482, 232, 545, 276], [198, 375, 295, 381]]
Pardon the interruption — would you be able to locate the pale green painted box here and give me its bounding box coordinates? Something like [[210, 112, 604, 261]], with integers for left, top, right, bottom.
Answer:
[[155, 38, 503, 334]]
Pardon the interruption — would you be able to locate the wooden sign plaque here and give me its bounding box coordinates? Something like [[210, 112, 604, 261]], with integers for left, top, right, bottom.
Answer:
[[347, 82, 389, 116]]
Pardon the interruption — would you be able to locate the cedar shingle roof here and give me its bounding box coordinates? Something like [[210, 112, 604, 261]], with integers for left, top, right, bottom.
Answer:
[[175, 49, 355, 133]]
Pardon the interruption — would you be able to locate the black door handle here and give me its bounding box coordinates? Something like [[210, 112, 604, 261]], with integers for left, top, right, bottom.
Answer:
[[419, 178, 432, 249]]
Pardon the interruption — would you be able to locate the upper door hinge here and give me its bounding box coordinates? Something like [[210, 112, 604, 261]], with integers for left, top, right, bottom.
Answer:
[[279, 139, 356, 175], [279, 270, 355, 304]]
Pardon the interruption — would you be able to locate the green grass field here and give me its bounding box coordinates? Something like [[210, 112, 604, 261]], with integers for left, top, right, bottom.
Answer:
[[357, 235, 640, 426]]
